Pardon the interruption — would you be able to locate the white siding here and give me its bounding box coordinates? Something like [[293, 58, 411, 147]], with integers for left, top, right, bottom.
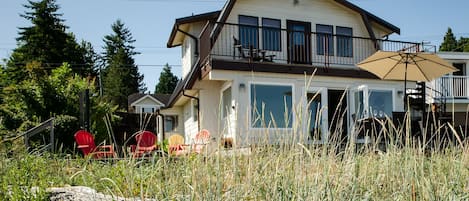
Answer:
[[181, 21, 209, 79], [227, 0, 371, 38], [197, 81, 224, 141], [210, 69, 405, 146]]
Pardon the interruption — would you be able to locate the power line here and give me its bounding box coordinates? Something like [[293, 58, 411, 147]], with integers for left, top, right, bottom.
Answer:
[[0, 62, 182, 68]]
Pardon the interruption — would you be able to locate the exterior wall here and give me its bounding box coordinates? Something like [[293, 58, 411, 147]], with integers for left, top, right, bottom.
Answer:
[[181, 21, 209, 79], [209, 0, 393, 68], [183, 99, 199, 143], [196, 80, 224, 142], [226, 0, 381, 38], [209, 69, 405, 146]]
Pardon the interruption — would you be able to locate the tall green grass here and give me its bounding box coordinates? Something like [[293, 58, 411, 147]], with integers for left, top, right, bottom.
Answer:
[[1, 130, 469, 200]]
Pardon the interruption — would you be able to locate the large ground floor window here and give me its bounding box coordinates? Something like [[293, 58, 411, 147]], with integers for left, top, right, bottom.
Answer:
[[353, 86, 394, 120], [251, 84, 293, 128]]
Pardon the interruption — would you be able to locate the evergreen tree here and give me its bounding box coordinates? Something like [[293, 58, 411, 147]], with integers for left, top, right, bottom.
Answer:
[[458, 37, 469, 52], [102, 20, 145, 109], [439, 27, 458, 51], [155, 64, 179, 94], [6, 0, 94, 83]]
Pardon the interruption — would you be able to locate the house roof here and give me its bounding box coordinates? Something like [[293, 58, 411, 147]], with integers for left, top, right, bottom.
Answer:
[[128, 93, 172, 107], [167, 11, 221, 48]]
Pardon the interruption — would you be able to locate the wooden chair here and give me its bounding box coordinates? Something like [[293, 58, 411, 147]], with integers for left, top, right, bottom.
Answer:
[[74, 130, 116, 159], [192, 129, 211, 154], [168, 134, 190, 156], [130, 131, 157, 158]]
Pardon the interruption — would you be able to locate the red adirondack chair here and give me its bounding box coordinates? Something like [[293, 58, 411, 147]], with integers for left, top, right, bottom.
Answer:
[[130, 131, 157, 157], [74, 130, 116, 158]]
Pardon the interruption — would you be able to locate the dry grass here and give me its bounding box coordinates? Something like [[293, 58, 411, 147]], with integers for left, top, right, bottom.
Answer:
[[2, 130, 469, 200]]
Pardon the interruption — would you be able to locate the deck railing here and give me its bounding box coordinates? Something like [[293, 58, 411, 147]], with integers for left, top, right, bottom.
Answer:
[[205, 22, 421, 67], [432, 75, 469, 99]]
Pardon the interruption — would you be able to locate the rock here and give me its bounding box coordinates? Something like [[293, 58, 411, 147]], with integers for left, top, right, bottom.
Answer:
[[47, 186, 155, 201]]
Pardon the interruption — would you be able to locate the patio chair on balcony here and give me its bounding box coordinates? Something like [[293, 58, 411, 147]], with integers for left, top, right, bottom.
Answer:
[[233, 36, 275, 62]]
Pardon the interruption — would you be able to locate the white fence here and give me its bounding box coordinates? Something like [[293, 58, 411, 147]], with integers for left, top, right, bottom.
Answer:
[[432, 75, 469, 99]]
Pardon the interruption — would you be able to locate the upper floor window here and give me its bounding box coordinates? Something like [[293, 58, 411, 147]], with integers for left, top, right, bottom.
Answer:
[[316, 24, 334, 56], [336, 26, 353, 57], [239, 15, 258, 49], [262, 18, 281, 51]]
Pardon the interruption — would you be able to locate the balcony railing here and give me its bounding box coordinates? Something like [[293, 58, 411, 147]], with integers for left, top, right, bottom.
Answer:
[[206, 22, 421, 67], [432, 75, 469, 99]]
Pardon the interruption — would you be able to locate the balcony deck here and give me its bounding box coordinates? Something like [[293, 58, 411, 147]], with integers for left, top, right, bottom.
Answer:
[[201, 22, 421, 69], [431, 75, 469, 100]]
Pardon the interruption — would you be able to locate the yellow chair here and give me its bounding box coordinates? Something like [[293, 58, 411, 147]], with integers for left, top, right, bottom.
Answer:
[[168, 134, 189, 156]]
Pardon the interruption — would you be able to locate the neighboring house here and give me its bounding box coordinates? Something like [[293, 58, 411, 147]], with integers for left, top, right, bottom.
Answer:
[[128, 93, 183, 141], [429, 52, 469, 126], [164, 0, 423, 146]]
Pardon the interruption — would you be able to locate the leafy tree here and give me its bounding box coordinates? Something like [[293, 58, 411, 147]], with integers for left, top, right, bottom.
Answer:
[[0, 63, 117, 151], [439, 28, 458, 51], [155, 63, 179, 94], [102, 19, 145, 109], [5, 0, 95, 84]]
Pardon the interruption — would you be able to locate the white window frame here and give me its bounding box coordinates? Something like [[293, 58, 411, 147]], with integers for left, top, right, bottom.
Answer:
[[304, 87, 328, 144], [139, 105, 157, 114], [248, 81, 295, 130], [350, 85, 395, 143]]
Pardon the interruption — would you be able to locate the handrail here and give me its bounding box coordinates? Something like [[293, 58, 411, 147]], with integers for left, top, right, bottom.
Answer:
[[22, 118, 55, 152], [214, 21, 420, 46]]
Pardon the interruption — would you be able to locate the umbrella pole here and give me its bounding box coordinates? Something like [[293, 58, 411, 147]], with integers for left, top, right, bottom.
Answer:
[[404, 63, 407, 110]]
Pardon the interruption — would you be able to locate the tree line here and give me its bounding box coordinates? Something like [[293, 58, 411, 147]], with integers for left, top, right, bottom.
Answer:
[[0, 0, 178, 151]]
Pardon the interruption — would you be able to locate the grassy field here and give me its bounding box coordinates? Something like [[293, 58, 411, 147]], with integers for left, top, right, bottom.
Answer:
[[1, 135, 469, 200]]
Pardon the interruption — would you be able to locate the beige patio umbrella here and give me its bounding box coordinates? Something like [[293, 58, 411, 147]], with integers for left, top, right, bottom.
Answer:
[[357, 51, 458, 101]]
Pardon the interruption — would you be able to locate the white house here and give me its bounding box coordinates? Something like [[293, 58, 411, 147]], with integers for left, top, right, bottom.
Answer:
[[164, 0, 423, 146], [429, 52, 469, 127], [128, 93, 183, 141]]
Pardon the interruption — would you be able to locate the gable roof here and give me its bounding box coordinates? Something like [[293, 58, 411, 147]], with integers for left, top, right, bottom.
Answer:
[[211, 0, 399, 42], [167, 11, 221, 48], [128, 93, 172, 107], [166, 0, 401, 107]]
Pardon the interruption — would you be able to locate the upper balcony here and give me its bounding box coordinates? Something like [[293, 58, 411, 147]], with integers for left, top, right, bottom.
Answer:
[[200, 22, 422, 69], [431, 75, 469, 101]]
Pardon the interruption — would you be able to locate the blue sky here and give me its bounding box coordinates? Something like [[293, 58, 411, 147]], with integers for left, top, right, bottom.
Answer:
[[1, 0, 468, 92]]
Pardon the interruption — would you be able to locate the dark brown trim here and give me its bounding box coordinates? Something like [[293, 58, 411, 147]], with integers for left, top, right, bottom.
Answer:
[[287, 20, 312, 64], [360, 13, 379, 50], [211, 59, 380, 79], [211, 0, 237, 48], [167, 11, 220, 48]]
